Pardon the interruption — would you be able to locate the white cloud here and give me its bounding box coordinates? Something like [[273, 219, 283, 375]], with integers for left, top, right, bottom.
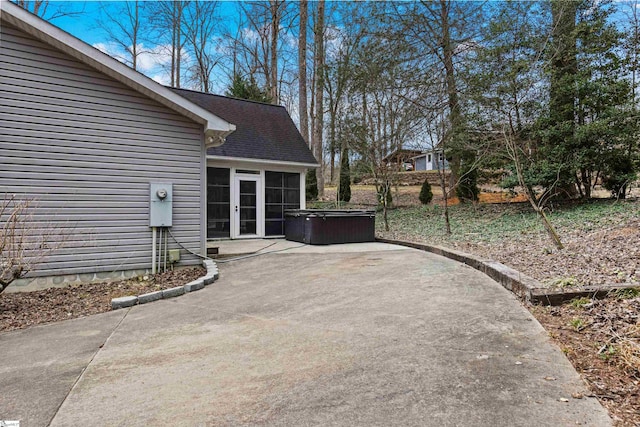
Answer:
[[92, 41, 127, 64], [92, 41, 190, 83], [151, 73, 171, 86], [136, 44, 173, 72], [325, 25, 345, 60], [241, 27, 261, 43]]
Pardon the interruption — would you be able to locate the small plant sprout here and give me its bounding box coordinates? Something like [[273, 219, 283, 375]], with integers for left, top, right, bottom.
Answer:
[[569, 318, 586, 332], [610, 288, 640, 299], [598, 345, 617, 361], [569, 297, 592, 309], [548, 277, 579, 289]]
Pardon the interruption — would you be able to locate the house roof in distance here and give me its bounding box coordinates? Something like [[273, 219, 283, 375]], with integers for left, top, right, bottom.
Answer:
[[171, 88, 318, 167], [382, 149, 423, 164]]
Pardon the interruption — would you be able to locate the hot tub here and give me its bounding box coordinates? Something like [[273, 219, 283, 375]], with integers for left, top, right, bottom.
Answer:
[[284, 209, 376, 245]]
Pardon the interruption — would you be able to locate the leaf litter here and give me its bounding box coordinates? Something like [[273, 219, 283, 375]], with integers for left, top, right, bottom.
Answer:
[[0, 267, 205, 332]]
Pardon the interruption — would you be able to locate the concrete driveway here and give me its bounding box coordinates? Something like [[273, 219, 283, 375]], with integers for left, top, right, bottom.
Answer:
[[0, 243, 610, 426]]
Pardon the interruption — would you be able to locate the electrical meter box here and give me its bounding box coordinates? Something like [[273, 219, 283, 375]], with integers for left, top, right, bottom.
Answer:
[[149, 182, 173, 227]]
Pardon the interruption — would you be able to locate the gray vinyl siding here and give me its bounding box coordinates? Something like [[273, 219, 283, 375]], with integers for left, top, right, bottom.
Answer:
[[0, 23, 204, 277]]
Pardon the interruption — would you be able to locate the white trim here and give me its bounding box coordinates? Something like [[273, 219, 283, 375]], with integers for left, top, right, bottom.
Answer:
[[1, 1, 235, 139], [200, 134, 207, 256], [208, 164, 305, 239], [232, 174, 262, 238], [207, 155, 318, 169], [300, 171, 306, 209], [229, 167, 236, 238], [259, 169, 266, 236]]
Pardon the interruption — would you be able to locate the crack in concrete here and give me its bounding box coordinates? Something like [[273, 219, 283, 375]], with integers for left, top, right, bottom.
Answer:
[[46, 308, 131, 427]]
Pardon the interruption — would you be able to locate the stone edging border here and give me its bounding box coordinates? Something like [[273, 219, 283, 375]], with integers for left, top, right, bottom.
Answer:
[[111, 259, 219, 310], [376, 238, 638, 305]]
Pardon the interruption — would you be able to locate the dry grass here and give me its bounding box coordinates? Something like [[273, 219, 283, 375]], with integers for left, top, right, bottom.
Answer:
[[322, 184, 527, 207], [616, 324, 640, 375]]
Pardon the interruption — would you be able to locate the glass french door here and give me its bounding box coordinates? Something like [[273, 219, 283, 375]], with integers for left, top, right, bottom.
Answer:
[[233, 176, 261, 237]]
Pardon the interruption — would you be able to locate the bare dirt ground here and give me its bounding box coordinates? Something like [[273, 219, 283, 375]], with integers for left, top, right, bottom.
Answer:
[[0, 266, 205, 332], [532, 296, 640, 426]]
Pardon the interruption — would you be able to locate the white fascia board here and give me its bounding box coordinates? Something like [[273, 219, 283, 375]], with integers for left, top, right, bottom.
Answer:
[[207, 155, 319, 169], [1, 1, 235, 136]]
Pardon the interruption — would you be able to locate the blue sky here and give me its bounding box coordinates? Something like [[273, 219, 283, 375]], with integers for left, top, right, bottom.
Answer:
[[46, 1, 240, 91], [49, 1, 102, 44], [51, 1, 237, 45]]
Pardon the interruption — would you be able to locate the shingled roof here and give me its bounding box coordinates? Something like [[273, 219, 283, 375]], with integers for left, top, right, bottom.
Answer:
[[171, 88, 318, 166]]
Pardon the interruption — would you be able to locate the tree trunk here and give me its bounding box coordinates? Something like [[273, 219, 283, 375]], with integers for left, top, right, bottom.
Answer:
[[581, 168, 591, 199], [525, 190, 564, 250], [175, 1, 182, 88], [170, 2, 176, 87], [507, 129, 564, 250], [329, 114, 336, 183], [440, 0, 461, 192], [383, 194, 390, 231], [437, 152, 451, 235], [298, 0, 309, 145], [131, 1, 139, 71], [270, 0, 280, 104], [313, 0, 326, 197], [550, 0, 577, 126], [549, 0, 578, 198]]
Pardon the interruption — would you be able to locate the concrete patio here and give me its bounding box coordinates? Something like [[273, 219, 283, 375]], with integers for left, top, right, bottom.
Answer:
[[0, 242, 611, 426]]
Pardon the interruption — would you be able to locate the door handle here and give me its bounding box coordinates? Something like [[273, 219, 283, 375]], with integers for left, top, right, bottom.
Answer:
[[235, 206, 238, 212]]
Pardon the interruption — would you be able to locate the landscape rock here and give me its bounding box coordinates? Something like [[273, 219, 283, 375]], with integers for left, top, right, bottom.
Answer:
[[111, 296, 138, 310], [138, 291, 163, 304], [184, 280, 204, 293], [162, 286, 185, 299]]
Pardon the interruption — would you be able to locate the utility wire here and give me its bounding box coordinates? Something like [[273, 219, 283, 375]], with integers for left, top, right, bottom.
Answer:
[[215, 242, 307, 263], [167, 227, 305, 264]]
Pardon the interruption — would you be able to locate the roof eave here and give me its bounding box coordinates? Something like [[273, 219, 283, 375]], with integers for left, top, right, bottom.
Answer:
[[205, 126, 236, 148], [1, 2, 235, 136], [207, 155, 319, 168]]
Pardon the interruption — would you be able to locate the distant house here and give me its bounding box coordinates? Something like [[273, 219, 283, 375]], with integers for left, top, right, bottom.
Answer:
[[413, 149, 449, 171], [0, 2, 317, 286], [382, 149, 423, 171]]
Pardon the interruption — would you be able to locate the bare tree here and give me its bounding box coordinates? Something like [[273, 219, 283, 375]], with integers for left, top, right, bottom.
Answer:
[[312, 0, 326, 197], [298, 0, 310, 145], [621, 1, 640, 109], [422, 98, 453, 234], [147, 1, 189, 87], [346, 36, 425, 230], [386, 1, 484, 194], [97, 1, 146, 71], [269, 0, 284, 104], [502, 125, 564, 249], [183, 0, 221, 93], [223, 1, 298, 106], [324, 3, 363, 182], [0, 196, 65, 293], [465, 0, 564, 248], [12, 0, 84, 21]]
